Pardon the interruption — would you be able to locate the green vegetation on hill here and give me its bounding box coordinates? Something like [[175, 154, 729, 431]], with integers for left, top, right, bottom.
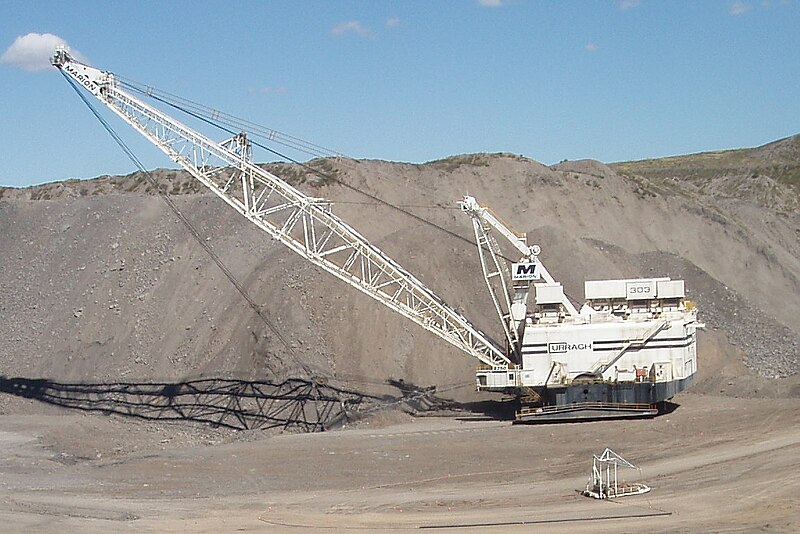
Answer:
[[611, 134, 800, 190]]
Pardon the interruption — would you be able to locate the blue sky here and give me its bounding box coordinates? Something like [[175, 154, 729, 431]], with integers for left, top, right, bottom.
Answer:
[[1, 0, 798, 187]]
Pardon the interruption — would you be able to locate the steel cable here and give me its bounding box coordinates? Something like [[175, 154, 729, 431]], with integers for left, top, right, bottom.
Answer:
[[60, 70, 314, 378]]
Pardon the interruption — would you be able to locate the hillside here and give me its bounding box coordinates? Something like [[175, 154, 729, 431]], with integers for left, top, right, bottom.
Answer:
[[611, 134, 800, 212], [0, 146, 798, 416]]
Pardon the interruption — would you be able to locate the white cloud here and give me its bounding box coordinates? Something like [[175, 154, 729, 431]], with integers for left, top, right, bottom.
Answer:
[[618, 0, 640, 9], [386, 17, 400, 28], [585, 42, 600, 52], [479, 0, 503, 7], [730, 1, 752, 15], [1, 33, 84, 72], [332, 21, 375, 38]]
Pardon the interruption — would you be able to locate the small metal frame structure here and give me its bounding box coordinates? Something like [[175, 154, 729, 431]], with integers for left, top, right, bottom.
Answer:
[[582, 448, 651, 499]]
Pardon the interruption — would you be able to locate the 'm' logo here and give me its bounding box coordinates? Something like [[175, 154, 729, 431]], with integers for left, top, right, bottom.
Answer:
[[512, 262, 540, 281]]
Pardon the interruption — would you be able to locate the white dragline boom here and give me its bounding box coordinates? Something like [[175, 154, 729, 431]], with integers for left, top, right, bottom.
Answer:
[[51, 49, 510, 369]]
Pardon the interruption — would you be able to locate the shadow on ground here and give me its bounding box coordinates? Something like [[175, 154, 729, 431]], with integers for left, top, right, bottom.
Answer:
[[0, 375, 382, 432]]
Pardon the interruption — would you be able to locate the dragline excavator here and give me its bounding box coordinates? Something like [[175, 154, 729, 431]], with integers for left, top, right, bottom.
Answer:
[[52, 48, 700, 421]]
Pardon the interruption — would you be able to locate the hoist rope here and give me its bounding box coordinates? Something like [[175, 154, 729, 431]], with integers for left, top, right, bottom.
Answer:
[[59, 70, 315, 378]]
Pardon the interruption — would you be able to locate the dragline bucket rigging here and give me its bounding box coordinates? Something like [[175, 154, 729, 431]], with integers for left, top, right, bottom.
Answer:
[[52, 48, 701, 421]]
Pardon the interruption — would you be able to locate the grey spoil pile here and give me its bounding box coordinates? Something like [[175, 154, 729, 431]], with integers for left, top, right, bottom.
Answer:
[[1, 150, 798, 405], [696, 284, 798, 378]]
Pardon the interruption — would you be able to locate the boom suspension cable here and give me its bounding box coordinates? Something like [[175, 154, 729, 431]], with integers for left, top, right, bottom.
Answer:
[[120, 80, 494, 258]]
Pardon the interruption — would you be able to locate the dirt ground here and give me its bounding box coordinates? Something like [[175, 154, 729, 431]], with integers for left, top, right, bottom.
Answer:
[[0, 390, 798, 533]]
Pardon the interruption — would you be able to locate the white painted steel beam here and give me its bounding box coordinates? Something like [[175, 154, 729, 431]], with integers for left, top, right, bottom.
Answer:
[[52, 49, 510, 369]]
